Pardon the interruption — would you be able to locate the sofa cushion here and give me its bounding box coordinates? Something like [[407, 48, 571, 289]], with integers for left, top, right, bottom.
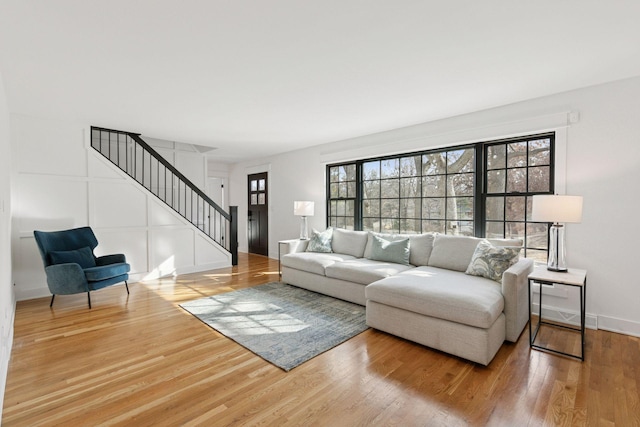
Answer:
[[331, 229, 368, 258], [368, 235, 410, 265], [49, 246, 96, 269], [325, 258, 414, 285], [281, 252, 356, 276], [365, 266, 504, 329], [364, 232, 435, 266], [427, 234, 482, 272], [466, 240, 521, 282], [306, 228, 333, 253]]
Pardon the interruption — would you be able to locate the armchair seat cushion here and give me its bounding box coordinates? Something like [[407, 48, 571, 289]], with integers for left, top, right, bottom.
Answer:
[[84, 262, 130, 282]]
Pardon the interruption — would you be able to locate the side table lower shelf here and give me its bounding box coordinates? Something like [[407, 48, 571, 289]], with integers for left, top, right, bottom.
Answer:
[[528, 266, 587, 361]]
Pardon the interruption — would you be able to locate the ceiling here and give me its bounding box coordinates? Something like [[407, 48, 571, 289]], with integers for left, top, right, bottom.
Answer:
[[1, 1, 640, 163]]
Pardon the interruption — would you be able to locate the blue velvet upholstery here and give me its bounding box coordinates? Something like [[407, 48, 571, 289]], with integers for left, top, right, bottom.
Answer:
[[34, 226, 130, 308]]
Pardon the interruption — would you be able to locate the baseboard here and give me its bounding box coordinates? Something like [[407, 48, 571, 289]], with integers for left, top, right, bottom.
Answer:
[[532, 302, 598, 330], [597, 315, 640, 338]]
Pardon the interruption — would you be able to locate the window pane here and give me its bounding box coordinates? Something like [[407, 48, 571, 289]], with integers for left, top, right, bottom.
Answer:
[[381, 199, 399, 218], [336, 216, 346, 229], [506, 168, 526, 193], [363, 161, 380, 180], [251, 180, 258, 191], [423, 220, 445, 233], [329, 166, 340, 182], [422, 175, 445, 197], [400, 156, 421, 177], [526, 249, 548, 264], [381, 218, 399, 233], [447, 173, 474, 196], [447, 149, 474, 173], [487, 145, 506, 170], [336, 200, 346, 216], [528, 166, 550, 192], [345, 164, 356, 181], [505, 221, 525, 239], [336, 183, 346, 198], [505, 196, 526, 221], [423, 153, 446, 175], [345, 217, 355, 230], [486, 197, 504, 221], [527, 222, 548, 250], [401, 219, 421, 234], [363, 199, 380, 217], [330, 183, 339, 198], [381, 159, 399, 179], [422, 198, 445, 219], [362, 218, 380, 232], [400, 177, 420, 198], [447, 197, 473, 220], [507, 142, 527, 168], [344, 200, 353, 216], [258, 194, 265, 204], [381, 179, 399, 198], [487, 170, 505, 193], [456, 221, 474, 236], [486, 221, 504, 238], [330, 200, 337, 216], [400, 198, 421, 218], [529, 139, 551, 166], [363, 180, 380, 199], [329, 217, 338, 228], [347, 181, 357, 198]]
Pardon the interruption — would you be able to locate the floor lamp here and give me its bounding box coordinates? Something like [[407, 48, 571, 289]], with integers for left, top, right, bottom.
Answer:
[[531, 195, 583, 272], [294, 201, 314, 240]]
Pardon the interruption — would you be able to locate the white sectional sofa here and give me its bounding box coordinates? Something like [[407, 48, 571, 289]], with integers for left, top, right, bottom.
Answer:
[[280, 228, 533, 365]]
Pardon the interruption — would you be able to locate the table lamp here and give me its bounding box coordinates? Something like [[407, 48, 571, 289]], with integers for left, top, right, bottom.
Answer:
[[531, 195, 583, 272], [294, 201, 314, 240]]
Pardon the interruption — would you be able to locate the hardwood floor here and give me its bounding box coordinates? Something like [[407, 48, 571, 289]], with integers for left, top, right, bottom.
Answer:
[[3, 253, 639, 426]]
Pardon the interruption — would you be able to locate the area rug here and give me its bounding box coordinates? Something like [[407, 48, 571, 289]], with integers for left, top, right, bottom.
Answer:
[[180, 282, 368, 371]]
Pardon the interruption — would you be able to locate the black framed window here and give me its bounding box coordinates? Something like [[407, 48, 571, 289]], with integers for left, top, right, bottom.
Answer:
[[327, 163, 357, 230], [483, 134, 554, 262], [326, 132, 555, 260]]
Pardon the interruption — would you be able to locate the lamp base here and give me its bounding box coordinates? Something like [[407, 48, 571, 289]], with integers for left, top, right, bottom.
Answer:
[[547, 223, 568, 272]]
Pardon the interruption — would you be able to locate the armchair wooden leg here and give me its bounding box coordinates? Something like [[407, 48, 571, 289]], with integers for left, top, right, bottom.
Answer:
[[50, 294, 55, 307], [87, 292, 92, 309], [125, 281, 129, 295]]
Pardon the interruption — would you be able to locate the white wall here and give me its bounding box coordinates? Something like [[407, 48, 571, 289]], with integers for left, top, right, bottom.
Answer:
[[230, 76, 640, 337], [11, 116, 232, 301], [0, 71, 15, 422]]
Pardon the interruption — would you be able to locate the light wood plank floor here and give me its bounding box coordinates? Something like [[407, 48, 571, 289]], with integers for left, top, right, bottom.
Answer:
[[3, 253, 639, 426]]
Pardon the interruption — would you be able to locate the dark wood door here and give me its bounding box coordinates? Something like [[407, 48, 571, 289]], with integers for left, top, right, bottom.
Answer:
[[247, 172, 268, 256]]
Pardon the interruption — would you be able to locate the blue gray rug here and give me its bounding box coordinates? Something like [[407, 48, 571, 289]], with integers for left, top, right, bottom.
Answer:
[[180, 282, 368, 371]]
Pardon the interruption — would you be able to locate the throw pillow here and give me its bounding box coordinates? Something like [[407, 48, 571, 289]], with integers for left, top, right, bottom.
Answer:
[[49, 246, 97, 269], [306, 228, 333, 253], [368, 235, 410, 265], [465, 240, 521, 282]]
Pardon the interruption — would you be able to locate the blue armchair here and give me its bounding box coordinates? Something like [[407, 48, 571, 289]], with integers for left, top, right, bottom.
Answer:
[[33, 226, 131, 308]]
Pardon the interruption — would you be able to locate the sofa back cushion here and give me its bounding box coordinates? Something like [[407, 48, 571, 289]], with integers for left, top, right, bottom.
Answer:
[[427, 234, 482, 272], [364, 232, 434, 266], [331, 229, 369, 258]]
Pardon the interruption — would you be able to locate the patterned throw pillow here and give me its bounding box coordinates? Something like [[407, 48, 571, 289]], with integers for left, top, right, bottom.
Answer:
[[306, 228, 333, 253], [465, 240, 521, 282]]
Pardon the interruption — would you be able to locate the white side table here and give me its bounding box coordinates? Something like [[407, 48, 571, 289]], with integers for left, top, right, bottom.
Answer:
[[528, 266, 587, 361]]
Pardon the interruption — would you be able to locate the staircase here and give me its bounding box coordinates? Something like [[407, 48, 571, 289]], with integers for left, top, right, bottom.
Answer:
[[90, 126, 238, 265]]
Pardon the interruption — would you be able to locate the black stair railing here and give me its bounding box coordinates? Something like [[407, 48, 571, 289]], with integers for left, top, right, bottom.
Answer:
[[90, 126, 238, 265]]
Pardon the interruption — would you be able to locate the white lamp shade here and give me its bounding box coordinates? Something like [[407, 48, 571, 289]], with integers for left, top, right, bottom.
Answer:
[[531, 195, 583, 223], [293, 201, 314, 216]]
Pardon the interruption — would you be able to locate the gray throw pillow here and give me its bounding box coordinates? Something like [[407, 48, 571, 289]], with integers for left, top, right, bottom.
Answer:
[[368, 235, 410, 265], [306, 228, 333, 253], [465, 240, 521, 282]]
